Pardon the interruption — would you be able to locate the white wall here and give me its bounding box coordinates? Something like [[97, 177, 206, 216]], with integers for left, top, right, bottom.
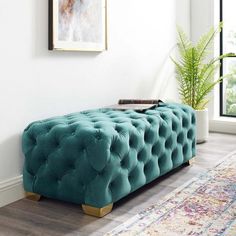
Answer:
[[191, 0, 214, 44], [0, 0, 190, 199]]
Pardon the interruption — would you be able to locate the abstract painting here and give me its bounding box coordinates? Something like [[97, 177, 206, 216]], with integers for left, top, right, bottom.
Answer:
[[49, 0, 107, 51]]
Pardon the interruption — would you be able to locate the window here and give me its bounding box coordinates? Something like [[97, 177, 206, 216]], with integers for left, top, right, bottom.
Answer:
[[220, 0, 236, 117]]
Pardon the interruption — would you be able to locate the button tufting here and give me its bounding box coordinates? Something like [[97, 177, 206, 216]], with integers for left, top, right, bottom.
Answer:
[[171, 148, 178, 160], [177, 133, 184, 143], [68, 162, 76, 169], [144, 131, 148, 142], [57, 177, 62, 183], [172, 111, 178, 116], [54, 140, 60, 147], [182, 117, 189, 128], [144, 163, 150, 172], [191, 115, 196, 124], [146, 118, 153, 124], [129, 139, 133, 147], [165, 137, 173, 149], [159, 125, 167, 137], [131, 121, 138, 128], [160, 114, 166, 120], [187, 129, 193, 139], [120, 161, 125, 168], [183, 144, 188, 155], [172, 122, 178, 131], [95, 132, 102, 140], [31, 137, 37, 145], [45, 125, 52, 132], [110, 143, 116, 153], [151, 145, 156, 155], [137, 151, 142, 161], [114, 125, 121, 133]]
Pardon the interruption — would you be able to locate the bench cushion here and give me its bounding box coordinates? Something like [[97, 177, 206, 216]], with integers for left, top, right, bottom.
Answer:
[[22, 103, 196, 208]]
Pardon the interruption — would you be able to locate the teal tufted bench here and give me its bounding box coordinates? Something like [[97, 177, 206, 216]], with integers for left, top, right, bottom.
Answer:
[[22, 103, 196, 217]]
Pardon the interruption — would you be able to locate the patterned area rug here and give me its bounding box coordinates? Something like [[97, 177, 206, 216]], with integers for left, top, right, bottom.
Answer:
[[105, 151, 236, 236]]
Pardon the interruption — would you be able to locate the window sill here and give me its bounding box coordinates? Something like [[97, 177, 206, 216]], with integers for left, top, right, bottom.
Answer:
[[209, 117, 236, 134]]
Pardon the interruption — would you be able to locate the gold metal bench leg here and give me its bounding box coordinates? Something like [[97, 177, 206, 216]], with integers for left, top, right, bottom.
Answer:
[[25, 192, 41, 201], [185, 157, 195, 166], [82, 203, 113, 217]]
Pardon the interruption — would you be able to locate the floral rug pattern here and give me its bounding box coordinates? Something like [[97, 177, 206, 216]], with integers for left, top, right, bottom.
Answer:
[[105, 151, 236, 236]]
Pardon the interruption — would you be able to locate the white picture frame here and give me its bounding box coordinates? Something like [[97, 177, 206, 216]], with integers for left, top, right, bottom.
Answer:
[[49, 0, 107, 52]]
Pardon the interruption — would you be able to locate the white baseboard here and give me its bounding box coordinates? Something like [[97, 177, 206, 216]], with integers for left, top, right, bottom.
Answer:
[[0, 175, 25, 208], [209, 118, 236, 134]]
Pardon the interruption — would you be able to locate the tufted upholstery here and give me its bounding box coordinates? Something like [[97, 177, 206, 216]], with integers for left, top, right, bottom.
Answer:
[[22, 103, 196, 208]]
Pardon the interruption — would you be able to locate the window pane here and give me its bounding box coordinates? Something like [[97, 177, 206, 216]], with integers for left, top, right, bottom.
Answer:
[[223, 0, 236, 54], [221, 0, 236, 117], [222, 58, 236, 116]]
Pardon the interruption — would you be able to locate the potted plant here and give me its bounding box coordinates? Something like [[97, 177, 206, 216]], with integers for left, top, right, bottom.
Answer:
[[171, 23, 234, 143]]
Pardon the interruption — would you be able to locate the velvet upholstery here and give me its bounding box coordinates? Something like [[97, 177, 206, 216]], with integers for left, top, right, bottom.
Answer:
[[22, 103, 196, 208]]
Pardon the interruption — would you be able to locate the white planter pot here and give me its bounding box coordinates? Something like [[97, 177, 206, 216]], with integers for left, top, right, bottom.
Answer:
[[196, 109, 209, 144]]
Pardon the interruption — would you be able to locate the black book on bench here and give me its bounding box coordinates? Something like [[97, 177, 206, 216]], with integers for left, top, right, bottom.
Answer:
[[106, 99, 163, 112]]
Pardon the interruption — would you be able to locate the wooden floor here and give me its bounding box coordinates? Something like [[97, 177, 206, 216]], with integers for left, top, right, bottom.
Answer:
[[0, 133, 235, 236]]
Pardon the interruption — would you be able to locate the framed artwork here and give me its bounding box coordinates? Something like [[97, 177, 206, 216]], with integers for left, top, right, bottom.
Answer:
[[49, 0, 107, 51]]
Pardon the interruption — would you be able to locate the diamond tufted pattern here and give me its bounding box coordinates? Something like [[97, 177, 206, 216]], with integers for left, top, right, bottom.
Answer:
[[22, 103, 196, 208]]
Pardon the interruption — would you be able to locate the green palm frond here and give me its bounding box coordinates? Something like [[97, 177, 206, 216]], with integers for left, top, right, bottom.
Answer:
[[196, 22, 222, 62], [172, 23, 235, 110], [176, 26, 192, 57]]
